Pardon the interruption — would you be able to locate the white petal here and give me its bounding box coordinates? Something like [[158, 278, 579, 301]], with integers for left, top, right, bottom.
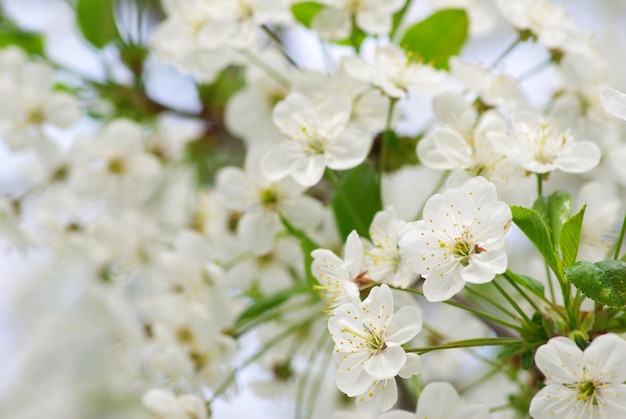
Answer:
[[260, 141, 302, 181], [290, 153, 326, 187], [43, 92, 81, 128], [344, 230, 365, 279], [336, 353, 375, 396], [416, 382, 461, 418], [280, 195, 325, 230], [462, 250, 507, 284], [238, 211, 281, 255], [432, 91, 477, 133], [398, 353, 421, 379], [529, 384, 578, 419], [364, 345, 406, 379], [534, 336, 583, 384], [385, 306, 422, 345], [584, 333, 626, 383], [555, 141, 601, 174], [422, 269, 465, 302], [601, 87, 626, 120]]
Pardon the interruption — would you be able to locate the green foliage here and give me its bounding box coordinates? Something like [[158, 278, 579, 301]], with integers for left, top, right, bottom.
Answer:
[[331, 162, 383, 240], [505, 269, 545, 298], [560, 205, 586, 267], [566, 260, 626, 308], [511, 205, 560, 274], [381, 130, 420, 172], [400, 9, 469, 70], [0, 28, 44, 55], [280, 216, 320, 286], [235, 282, 311, 328], [76, 0, 120, 49], [546, 192, 572, 249], [291, 2, 325, 28], [197, 66, 246, 109]]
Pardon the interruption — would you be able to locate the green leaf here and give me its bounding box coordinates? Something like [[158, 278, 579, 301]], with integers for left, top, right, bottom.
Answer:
[[280, 216, 320, 286], [511, 206, 560, 274], [0, 28, 44, 55], [331, 162, 383, 240], [505, 269, 545, 298], [382, 131, 419, 172], [291, 1, 325, 28], [560, 205, 586, 267], [76, 0, 119, 49], [399, 9, 469, 70], [547, 191, 572, 249], [236, 282, 311, 327], [520, 350, 534, 370], [197, 65, 246, 109], [566, 260, 626, 308]]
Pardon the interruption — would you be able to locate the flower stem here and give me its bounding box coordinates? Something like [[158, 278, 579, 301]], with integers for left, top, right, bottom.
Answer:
[[405, 337, 520, 354], [239, 49, 291, 88], [379, 97, 397, 182], [490, 36, 521, 68], [465, 285, 518, 319], [492, 279, 533, 326], [261, 24, 300, 68], [500, 273, 542, 313], [613, 212, 626, 260], [209, 312, 321, 403], [393, 286, 523, 332]]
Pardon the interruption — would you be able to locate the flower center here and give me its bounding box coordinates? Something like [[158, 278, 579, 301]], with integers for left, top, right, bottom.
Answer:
[[259, 187, 281, 210], [306, 138, 326, 155]]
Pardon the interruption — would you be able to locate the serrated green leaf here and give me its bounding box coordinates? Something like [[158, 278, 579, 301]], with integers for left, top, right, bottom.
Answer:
[[565, 260, 626, 308], [547, 191, 572, 249], [560, 205, 586, 267], [76, 0, 119, 49], [331, 162, 382, 240], [236, 282, 310, 327], [511, 206, 560, 274], [0, 28, 44, 55], [399, 9, 468, 70], [505, 269, 544, 297], [291, 1, 325, 28]]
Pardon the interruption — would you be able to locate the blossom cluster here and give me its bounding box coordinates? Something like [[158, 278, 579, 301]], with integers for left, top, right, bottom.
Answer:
[[1, 0, 626, 418]]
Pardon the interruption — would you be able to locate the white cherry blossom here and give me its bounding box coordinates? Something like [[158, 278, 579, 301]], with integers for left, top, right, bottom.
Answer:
[[530, 334, 626, 418], [364, 207, 416, 288], [343, 45, 444, 99], [312, 230, 366, 311], [312, 0, 405, 40], [488, 118, 601, 175], [328, 284, 422, 409], [261, 92, 371, 187], [399, 177, 511, 302]]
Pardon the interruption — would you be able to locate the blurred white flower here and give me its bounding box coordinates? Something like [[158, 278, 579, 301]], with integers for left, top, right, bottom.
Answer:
[[380, 381, 490, 419]]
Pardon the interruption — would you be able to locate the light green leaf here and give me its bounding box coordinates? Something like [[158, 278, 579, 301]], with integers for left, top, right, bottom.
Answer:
[[399, 8, 469, 70], [547, 191, 572, 249], [76, 0, 119, 49], [505, 269, 544, 297], [0, 28, 44, 55], [291, 1, 325, 28], [560, 205, 586, 267], [566, 260, 626, 308], [331, 162, 382, 240], [511, 206, 560, 274]]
